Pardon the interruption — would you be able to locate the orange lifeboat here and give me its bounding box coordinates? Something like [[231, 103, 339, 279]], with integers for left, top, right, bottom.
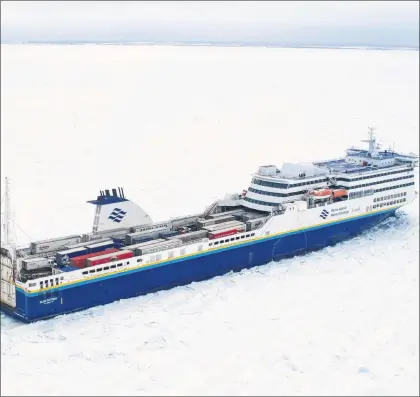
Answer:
[[332, 189, 348, 198], [310, 188, 332, 197]]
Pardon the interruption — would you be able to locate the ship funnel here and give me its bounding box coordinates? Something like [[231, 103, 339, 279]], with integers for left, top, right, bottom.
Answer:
[[87, 188, 153, 233]]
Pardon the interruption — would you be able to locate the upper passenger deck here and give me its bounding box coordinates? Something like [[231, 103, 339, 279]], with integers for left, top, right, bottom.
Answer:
[[315, 156, 416, 175], [253, 128, 418, 184], [345, 148, 418, 162], [315, 158, 377, 174]]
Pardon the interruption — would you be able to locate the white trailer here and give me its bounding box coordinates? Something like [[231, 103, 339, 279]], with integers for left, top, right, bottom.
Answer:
[[125, 239, 166, 252], [22, 257, 50, 271], [30, 235, 82, 254], [82, 228, 130, 243], [135, 239, 181, 256], [203, 220, 245, 233], [168, 230, 208, 243], [130, 221, 171, 233], [65, 239, 111, 250], [125, 229, 165, 245]]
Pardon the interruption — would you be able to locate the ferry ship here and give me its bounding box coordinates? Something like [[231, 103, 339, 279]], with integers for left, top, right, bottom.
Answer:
[[1, 128, 418, 323]]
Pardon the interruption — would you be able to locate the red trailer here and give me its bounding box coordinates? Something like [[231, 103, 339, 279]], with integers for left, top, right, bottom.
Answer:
[[86, 250, 134, 267], [70, 248, 120, 268], [209, 227, 244, 240]]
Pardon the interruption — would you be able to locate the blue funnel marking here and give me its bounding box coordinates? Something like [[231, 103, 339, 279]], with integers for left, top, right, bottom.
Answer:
[[108, 208, 127, 223]]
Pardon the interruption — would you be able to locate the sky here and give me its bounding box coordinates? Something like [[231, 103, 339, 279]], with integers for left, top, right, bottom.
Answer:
[[1, 1, 419, 47]]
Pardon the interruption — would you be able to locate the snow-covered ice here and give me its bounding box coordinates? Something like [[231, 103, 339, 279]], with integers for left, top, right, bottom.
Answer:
[[1, 44, 419, 396]]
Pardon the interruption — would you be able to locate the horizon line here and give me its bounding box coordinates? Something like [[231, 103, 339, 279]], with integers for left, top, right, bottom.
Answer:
[[1, 40, 419, 51]]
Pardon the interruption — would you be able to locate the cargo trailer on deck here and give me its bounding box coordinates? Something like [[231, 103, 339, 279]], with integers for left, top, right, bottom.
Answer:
[[134, 239, 181, 256], [125, 230, 163, 245], [130, 235, 154, 245], [130, 221, 170, 234], [30, 235, 82, 254], [159, 230, 179, 239], [21, 257, 51, 271], [197, 215, 238, 229], [167, 230, 208, 243], [86, 250, 134, 267], [55, 247, 89, 266], [64, 238, 110, 250], [70, 248, 120, 268], [196, 218, 216, 229], [203, 220, 245, 233], [201, 214, 235, 226], [82, 228, 131, 243], [111, 237, 125, 248], [85, 240, 115, 253], [208, 225, 246, 240], [245, 217, 266, 231], [124, 239, 165, 252]]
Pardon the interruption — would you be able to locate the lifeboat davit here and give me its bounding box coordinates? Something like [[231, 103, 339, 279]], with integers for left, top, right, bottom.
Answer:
[[332, 189, 348, 198], [310, 188, 332, 197]]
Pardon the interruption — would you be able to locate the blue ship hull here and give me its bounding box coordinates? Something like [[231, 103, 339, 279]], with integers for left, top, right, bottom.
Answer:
[[1, 208, 397, 323]]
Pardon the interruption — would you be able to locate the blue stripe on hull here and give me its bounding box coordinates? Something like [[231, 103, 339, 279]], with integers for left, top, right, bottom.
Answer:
[[3, 209, 396, 323]]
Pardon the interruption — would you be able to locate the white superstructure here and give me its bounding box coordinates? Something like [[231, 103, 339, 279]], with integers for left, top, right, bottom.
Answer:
[[242, 127, 417, 213]]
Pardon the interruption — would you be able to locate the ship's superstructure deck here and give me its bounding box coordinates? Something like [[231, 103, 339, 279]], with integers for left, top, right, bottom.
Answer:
[[241, 128, 417, 213]]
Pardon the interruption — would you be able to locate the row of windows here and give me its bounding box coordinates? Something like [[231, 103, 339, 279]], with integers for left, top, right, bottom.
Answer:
[[374, 192, 407, 202], [146, 233, 256, 261], [251, 174, 414, 196], [343, 174, 414, 190], [251, 177, 327, 189], [245, 182, 414, 208], [209, 233, 255, 246], [374, 181, 414, 193], [38, 277, 62, 288], [36, 262, 131, 288], [349, 189, 374, 200], [346, 183, 412, 199], [81, 261, 129, 275], [373, 198, 406, 209], [245, 196, 331, 207], [336, 167, 413, 183], [244, 197, 278, 207], [255, 167, 413, 189], [248, 187, 306, 198]]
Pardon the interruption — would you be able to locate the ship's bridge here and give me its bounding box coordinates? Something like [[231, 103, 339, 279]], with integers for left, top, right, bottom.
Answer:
[[343, 148, 418, 168], [311, 128, 418, 175], [341, 127, 418, 169]]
